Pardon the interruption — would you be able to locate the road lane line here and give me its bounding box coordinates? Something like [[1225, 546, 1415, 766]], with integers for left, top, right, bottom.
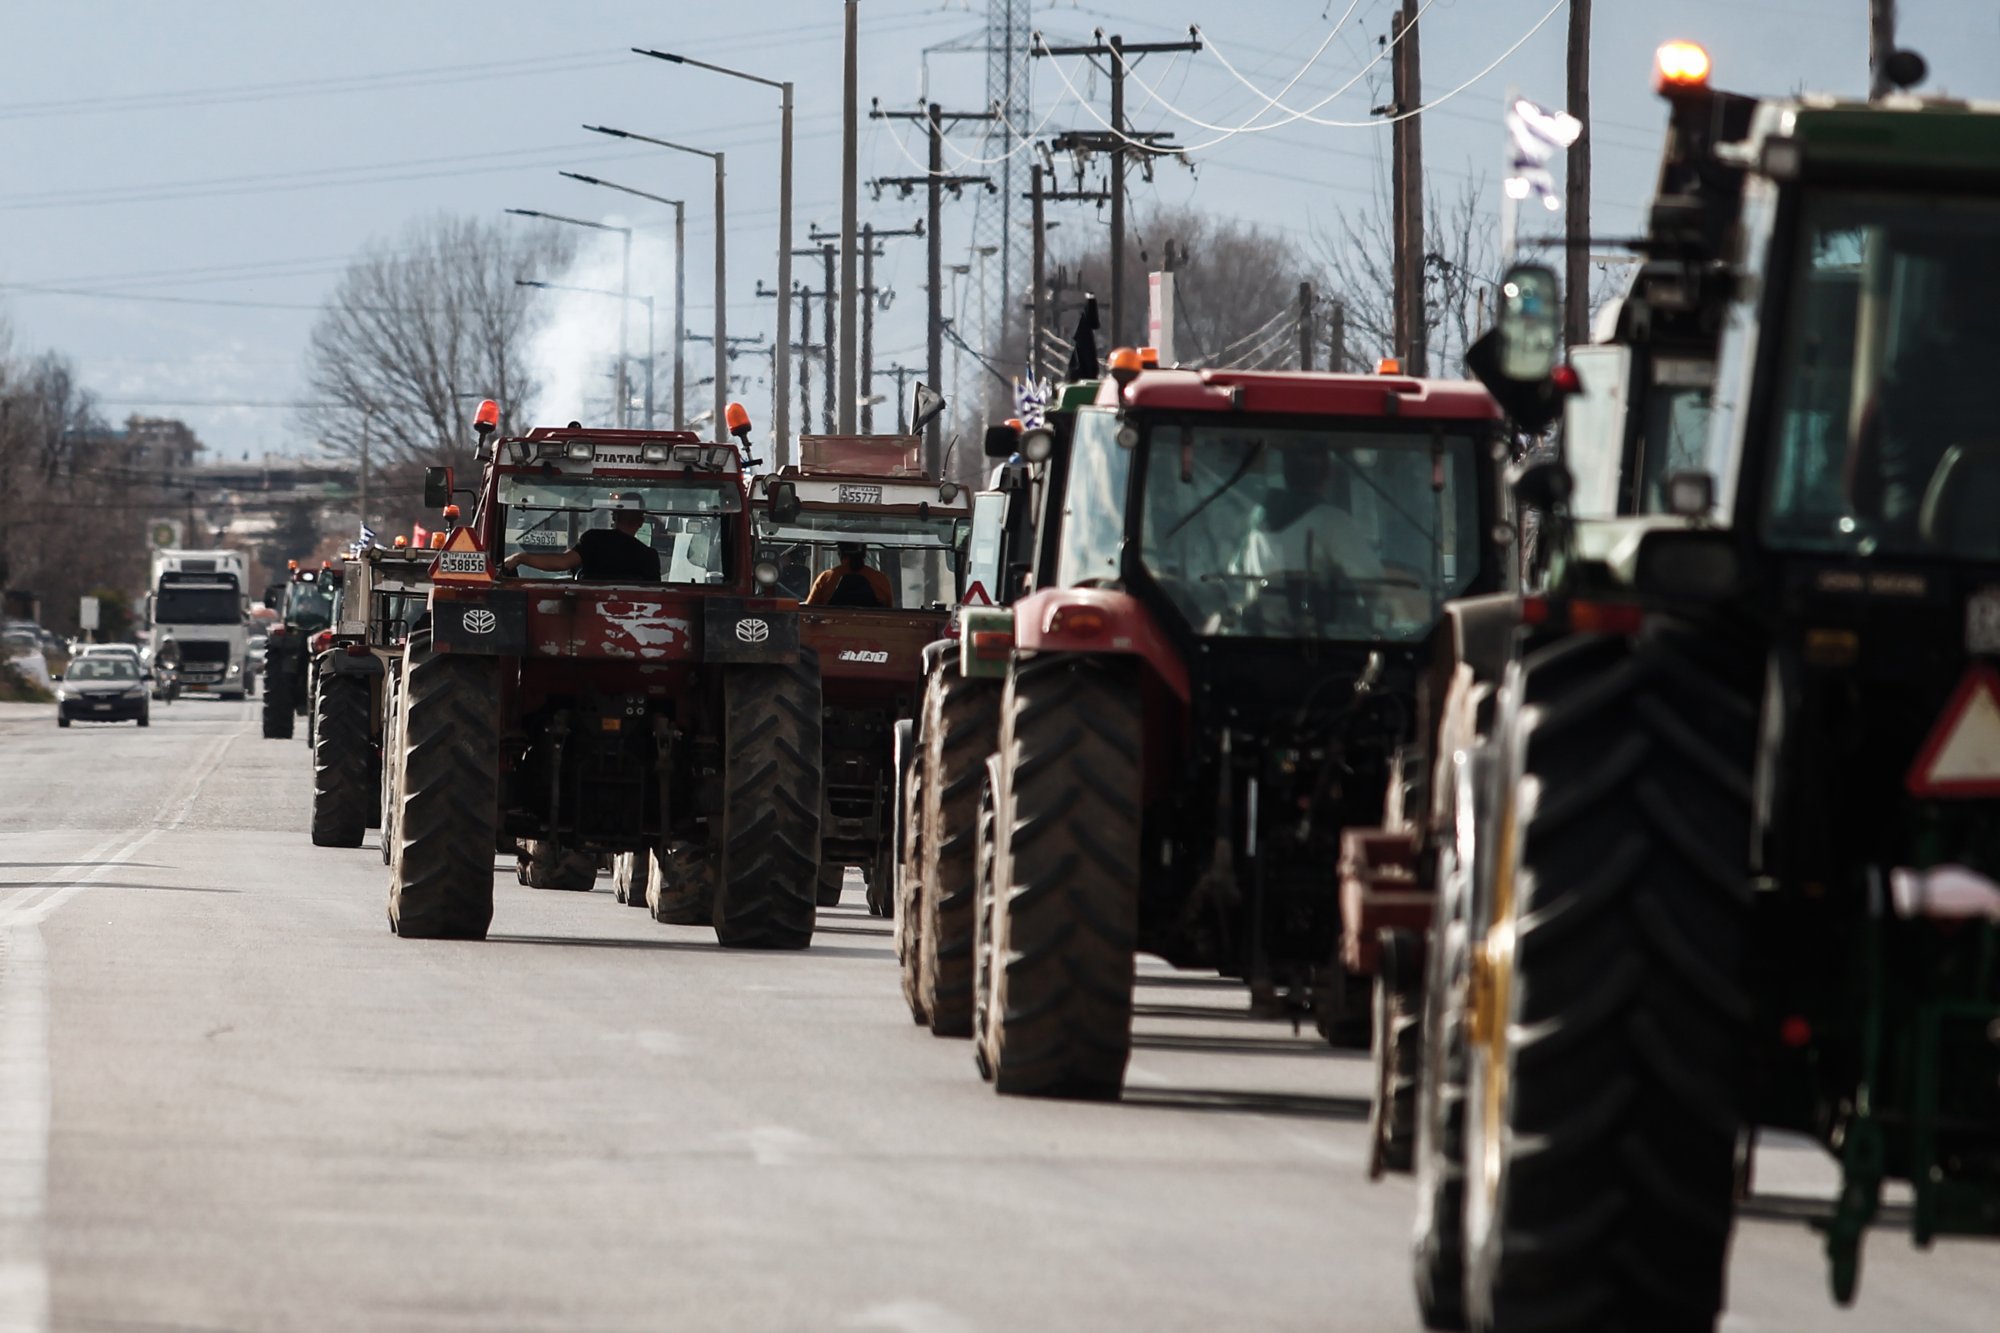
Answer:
[[0, 709, 246, 1332]]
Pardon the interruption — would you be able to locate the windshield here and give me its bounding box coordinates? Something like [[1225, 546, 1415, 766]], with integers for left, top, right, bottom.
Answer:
[[1764, 190, 2000, 558], [1139, 422, 1482, 642], [156, 587, 241, 625], [68, 657, 138, 682], [755, 510, 966, 607], [287, 582, 335, 630], [499, 476, 740, 585]]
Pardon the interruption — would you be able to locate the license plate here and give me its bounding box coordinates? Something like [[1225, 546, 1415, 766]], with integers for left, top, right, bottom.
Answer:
[[93, 703, 112, 711], [1968, 587, 2000, 655]]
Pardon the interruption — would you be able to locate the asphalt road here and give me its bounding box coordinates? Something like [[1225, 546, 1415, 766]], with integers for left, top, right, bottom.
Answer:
[[0, 696, 1993, 1332]]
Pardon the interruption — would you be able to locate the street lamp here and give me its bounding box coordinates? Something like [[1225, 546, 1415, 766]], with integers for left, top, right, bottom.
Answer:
[[504, 208, 634, 428], [583, 126, 728, 445], [560, 171, 686, 434], [632, 47, 794, 461], [517, 280, 656, 429]]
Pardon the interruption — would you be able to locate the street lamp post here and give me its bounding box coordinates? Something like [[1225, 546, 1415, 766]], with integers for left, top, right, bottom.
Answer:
[[561, 172, 687, 431], [516, 281, 656, 427], [504, 208, 634, 427], [633, 47, 793, 462], [584, 126, 728, 444]]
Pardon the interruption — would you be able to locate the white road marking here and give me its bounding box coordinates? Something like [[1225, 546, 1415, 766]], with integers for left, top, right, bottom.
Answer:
[[840, 1298, 977, 1332], [0, 713, 245, 1333]]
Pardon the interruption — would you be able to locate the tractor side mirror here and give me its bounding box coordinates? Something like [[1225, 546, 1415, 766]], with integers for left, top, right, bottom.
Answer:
[[982, 424, 1019, 459], [1511, 456, 1574, 513], [423, 466, 453, 509], [768, 480, 801, 525], [1496, 264, 1562, 381]]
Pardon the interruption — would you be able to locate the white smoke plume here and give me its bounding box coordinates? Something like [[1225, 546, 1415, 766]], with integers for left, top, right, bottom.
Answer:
[[522, 214, 683, 431]]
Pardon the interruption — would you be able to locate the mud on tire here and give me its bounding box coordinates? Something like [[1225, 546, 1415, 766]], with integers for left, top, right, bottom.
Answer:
[[518, 840, 599, 891], [614, 851, 652, 906], [1466, 629, 1753, 1333], [387, 636, 500, 940], [311, 672, 375, 848], [650, 842, 717, 925], [980, 657, 1142, 1100], [917, 664, 1000, 1038], [713, 652, 823, 949]]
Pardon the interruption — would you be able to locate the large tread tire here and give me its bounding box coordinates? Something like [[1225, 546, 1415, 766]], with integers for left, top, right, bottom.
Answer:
[[613, 851, 653, 907], [1370, 928, 1422, 1176], [713, 654, 823, 949], [378, 679, 403, 866], [896, 726, 930, 1024], [649, 842, 716, 925], [917, 665, 1000, 1038], [519, 840, 600, 891], [1466, 630, 1753, 1333], [1412, 742, 1486, 1332], [863, 841, 894, 918], [261, 671, 294, 739], [981, 657, 1142, 1100], [815, 863, 846, 907], [311, 673, 374, 848], [387, 638, 499, 940]]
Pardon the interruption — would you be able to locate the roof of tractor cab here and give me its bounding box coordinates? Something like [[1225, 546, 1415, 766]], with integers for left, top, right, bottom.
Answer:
[[1732, 93, 2000, 180], [1101, 368, 1501, 422]]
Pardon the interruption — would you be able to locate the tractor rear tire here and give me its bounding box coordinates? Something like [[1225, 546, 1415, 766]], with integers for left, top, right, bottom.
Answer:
[[1369, 928, 1422, 1176], [650, 842, 717, 925], [378, 681, 403, 866], [917, 664, 1000, 1038], [713, 653, 823, 949], [980, 657, 1142, 1100], [262, 671, 294, 740], [864, 839, 894, 918], [1465, 630, 1753, 1333], [519, 840, 599, 891], [387, 638, 499, 940], [614, 851, 653, 907], [311, 672, 374, 848], [816, 863, 845, 907]]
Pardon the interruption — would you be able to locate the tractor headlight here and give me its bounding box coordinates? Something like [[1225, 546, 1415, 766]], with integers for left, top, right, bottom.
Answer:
[[641, 442, 672, 462], [754, 560, 781, 588]]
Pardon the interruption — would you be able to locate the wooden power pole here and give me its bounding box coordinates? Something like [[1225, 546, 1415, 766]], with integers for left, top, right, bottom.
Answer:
[[1390, 1, 1426, 376], [1870, 0, 1897, 99], [1566, 0, 1592, 349]]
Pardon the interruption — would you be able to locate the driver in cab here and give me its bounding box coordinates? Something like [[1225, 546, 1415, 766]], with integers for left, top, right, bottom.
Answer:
[[1233, 449, 1384, 584], [503, 491, 662, 582]]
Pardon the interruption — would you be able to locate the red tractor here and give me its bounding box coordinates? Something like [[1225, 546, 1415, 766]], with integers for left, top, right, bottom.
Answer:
[[385, 401, 823, 948], [966, 355, 1510, 1098], [746, 434, 969, 915]]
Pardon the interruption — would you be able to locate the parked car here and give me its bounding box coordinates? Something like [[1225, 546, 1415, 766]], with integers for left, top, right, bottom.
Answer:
[[55, 654, 150, 727], [3, 625, 53, 692]]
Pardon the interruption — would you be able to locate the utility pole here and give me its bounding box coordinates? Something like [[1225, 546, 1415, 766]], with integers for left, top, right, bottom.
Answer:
[[1023, 165, 1109, 375], [869, 99, 996, 474], [882, 365, 923, 432], [839, 0, 861, 433], [1034, 29, 1201, 349], [1388, 1, 1426, 376], [1298, 283, 1315, 371], [1565, 0, 1592, 350], [1869, 0, 1897, 99], [841, 220, 921, 433], [820, 243, 837, 432], [1327, 299, 1347, 374]]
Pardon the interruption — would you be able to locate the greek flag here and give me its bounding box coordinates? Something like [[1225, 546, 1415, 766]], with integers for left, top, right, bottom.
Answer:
[[1505, 98, 1583, 213], [359, 523, 377, 549], [1016, 371, 1051, 429]]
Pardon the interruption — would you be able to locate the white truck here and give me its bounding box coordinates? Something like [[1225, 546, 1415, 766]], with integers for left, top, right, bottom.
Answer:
[[148, 548, 251, 698]]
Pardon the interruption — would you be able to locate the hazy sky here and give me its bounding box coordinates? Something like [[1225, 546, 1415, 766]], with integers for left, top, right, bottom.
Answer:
[[4, 1, 1996, 460]]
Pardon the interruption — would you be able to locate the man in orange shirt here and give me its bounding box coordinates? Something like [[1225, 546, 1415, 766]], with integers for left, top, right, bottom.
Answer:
[[805, 542, 894, 608]]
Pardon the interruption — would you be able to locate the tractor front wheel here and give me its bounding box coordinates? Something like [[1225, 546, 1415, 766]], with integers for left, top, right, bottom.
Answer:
[[712, 654, 823, 949], [917, 664, 1000, 1038], [387, 638, 499, 940], [311, 672, 374, 848], [979, 657, 1141, 1100], [1464, 630, 1753, 1333]]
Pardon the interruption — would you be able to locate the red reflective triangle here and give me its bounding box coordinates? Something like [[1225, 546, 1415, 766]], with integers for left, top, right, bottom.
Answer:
[[445, 526, 480, 553], [961, 581, 993, 607], [1907, 664, 2000, 798]]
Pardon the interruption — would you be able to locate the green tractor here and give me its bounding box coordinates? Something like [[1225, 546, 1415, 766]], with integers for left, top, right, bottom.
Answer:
[[260, 562, 339, 741], [1385, 41, 2000, 1332]]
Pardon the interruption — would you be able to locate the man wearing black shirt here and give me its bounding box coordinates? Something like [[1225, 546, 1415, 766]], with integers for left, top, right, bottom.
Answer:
[[503, 492, 662, 582]]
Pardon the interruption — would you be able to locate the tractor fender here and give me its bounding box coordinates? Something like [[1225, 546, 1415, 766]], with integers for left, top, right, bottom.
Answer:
[[1009, 587, 1190, 704], [921, 638, 956, 673]]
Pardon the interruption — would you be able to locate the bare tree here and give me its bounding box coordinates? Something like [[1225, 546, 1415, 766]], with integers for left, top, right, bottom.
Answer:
[[1313, 174, 1501, 377], [302, 215, 571, 474]]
